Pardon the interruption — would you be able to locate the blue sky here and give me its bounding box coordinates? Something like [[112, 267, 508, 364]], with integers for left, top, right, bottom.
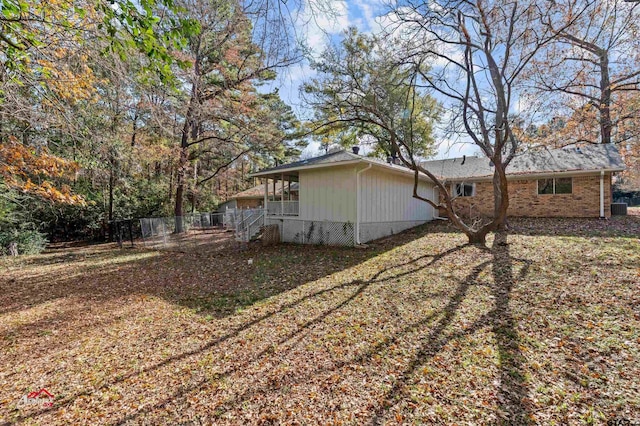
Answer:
[[263, 0, 480, 160]]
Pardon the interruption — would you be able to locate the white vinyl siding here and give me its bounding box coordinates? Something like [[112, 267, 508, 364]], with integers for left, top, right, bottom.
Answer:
[[359, 167, 434, 223], [217, 199, 237, 212], [299, 165, 357, 222]]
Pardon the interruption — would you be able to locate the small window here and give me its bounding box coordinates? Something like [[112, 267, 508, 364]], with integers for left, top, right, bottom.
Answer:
[[455, 182, 475, 197], [537, 177, 572, 195], [537, 178, 554, 195], [555, 177, 572, 194]]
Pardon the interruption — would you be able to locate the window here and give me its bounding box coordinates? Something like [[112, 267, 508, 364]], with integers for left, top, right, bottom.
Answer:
[[537, 178, 554, 195], [455, 182, 475, 197], [537, 177, 572, 195], [555, 177, 572, 194]]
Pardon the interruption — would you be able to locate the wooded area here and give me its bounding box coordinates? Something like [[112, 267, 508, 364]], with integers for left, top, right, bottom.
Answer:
[[0, 0, 305, 250], [1, 1, 640, 423], [1, 0, 639, 251]]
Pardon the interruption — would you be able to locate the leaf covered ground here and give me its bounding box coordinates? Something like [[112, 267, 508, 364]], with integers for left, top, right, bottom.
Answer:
[[1, 217, 639, 425]]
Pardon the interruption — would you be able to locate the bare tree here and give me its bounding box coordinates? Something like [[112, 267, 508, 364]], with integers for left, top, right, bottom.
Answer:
[[532, 0, 640, 146], [395, 0, 584, 244], [307, 1, 576, 245]]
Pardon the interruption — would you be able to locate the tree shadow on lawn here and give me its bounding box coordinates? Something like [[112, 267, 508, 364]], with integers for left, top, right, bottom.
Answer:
[[4, 236, 467, 425], [163, 232, 533, 425], [1, 231, 433, 367], [0, 230, 404, 318], [105, 242, 473, 425], [0, 226, 435, 391], [428, 215, 640, 239], [108, 234, 534, 425], [367, 232, 533, 424], [3, 226, 535, 424], [364, 233, 531, 424]]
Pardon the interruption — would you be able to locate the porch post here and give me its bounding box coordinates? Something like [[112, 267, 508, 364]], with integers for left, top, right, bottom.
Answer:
[[264, 178, 268, 225], [272, 178, 276, 203], [281, 173, 285, 216]]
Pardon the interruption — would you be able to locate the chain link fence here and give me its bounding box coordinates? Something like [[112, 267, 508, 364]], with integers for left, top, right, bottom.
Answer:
[[139, 212, 227, 250], [614, 196, 640, 207], [225, 208, 265, 242]]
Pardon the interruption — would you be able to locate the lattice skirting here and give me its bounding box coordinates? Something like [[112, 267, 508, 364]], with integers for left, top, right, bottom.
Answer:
[[266, 218, 429, 246], [358, 221, 427, 243], [266, 218, 355, 246]]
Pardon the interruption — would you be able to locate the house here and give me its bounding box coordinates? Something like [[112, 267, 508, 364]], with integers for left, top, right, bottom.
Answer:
[[421, 144, 626, 219], [217, 181, 299, 212], [246, 144, 624, 246], [249, 149, 437, 245]]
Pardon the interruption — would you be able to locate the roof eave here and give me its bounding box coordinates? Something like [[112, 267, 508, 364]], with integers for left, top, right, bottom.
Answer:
[[442, 167, 627, 182], [368, 161, 433, 181], [251, 158, 434, 182], [249, 159, 363, 177]]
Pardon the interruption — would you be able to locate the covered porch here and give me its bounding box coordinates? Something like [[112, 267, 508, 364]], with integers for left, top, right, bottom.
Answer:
[[261, 172, 299, 217]]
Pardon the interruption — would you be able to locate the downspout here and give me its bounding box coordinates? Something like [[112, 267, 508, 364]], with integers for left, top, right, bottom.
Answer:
[[600, 170, 605, 219], [355, 164, 372, 245]]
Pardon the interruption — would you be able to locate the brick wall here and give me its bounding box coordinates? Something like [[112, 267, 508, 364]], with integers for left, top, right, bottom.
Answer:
[[441, 173, 612, 218]]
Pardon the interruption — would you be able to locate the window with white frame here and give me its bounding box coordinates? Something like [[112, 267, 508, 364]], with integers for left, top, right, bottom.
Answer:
[[454, 182, 475, 197], [537, 177, 572, 195]]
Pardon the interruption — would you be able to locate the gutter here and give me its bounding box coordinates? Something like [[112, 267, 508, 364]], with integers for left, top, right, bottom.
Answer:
[[443, 168, 625, 183], [250, 160, 362, 178], [355, 163, 373, 245], [600, 170, 605, 219], [250, 158, 433, 181]]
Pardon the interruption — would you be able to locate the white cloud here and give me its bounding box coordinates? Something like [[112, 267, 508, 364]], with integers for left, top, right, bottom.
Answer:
[[431, 41, 464, 67], [365, 7, 463, 69], [351, 0, 386, 33], [287, 61, 314, 83], [301, 140, 322, 158], [434, 138, 479, 159], [298, 0, 350, 58]]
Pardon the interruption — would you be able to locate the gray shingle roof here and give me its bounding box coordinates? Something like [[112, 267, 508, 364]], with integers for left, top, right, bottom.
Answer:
[[421, 144, 625, 181], [251, 149, 426, 179], [231, 182, 299, 199], [252, 150, 358, 176]]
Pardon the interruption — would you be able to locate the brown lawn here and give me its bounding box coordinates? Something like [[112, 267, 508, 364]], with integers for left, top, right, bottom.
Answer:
[[1, 217, 639, 425]]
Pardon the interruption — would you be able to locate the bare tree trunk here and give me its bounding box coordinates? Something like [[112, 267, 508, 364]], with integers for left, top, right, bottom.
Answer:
[[174, 44, 201, 233], [174, 86, 196, 232], [168, 166, 173, 204], [131, 107, 138, 147], [108, 167, 114, 241], [174, 141, 188, 232], [192, 160, 198, 213], [599, 51, 612, 144], [0, 68, 4, 142], [466, 231, 488, 245], [493, 166, 509, 232], [493, 164, 510, 234]]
